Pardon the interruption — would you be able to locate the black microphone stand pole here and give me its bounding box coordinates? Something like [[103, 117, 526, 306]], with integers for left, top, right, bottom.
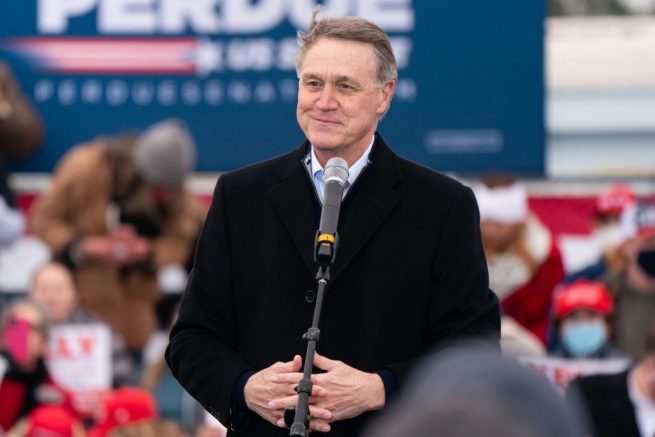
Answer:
[[286, 232, 338, 436]]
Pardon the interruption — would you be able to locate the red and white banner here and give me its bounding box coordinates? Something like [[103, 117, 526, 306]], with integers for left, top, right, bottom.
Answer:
[[520, 356, 631, 394], [46, 324, 112, 416]]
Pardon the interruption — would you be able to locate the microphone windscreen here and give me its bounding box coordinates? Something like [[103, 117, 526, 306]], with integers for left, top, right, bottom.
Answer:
[[324, 157, 349, 186]]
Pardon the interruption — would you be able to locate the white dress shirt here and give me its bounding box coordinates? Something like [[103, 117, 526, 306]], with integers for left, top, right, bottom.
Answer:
[[306, 136, 375, 203]]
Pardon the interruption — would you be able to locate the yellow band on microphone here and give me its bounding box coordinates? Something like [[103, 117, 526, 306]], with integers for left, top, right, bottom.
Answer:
[[317, 234, 335, 244]]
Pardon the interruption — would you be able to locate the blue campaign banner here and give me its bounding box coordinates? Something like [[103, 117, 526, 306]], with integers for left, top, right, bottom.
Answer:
[[1, 1, 544, 175]]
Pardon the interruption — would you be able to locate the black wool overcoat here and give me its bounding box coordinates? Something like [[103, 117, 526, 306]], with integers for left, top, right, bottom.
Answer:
[[166, 134, 500, 436]]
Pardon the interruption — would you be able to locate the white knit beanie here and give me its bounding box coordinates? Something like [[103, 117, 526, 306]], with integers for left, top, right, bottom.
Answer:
[[473, 183, 528, 224]]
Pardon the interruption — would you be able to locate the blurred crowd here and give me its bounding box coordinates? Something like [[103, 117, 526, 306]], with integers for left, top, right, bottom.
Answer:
[[0, 62, 218, 437], [1, 63, 654, 436]]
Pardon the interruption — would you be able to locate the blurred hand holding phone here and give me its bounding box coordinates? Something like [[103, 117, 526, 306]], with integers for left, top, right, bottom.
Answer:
[[2, 318, 32, 366]]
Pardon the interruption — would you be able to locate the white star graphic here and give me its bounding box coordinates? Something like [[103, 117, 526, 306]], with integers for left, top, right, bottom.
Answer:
[[194, 38, 223, 77]]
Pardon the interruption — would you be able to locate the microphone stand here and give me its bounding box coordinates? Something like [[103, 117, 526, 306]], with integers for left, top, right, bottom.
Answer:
[[285, 232, 338, 436]]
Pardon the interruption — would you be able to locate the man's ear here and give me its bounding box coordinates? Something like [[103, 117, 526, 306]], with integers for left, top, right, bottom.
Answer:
[[377, 80, 396, 115]]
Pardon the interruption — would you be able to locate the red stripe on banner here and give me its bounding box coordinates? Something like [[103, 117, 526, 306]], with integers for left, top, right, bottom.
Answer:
[[14, 36, 197, 47], [39, 65, 197, 74], [11, 37, 198, 75]]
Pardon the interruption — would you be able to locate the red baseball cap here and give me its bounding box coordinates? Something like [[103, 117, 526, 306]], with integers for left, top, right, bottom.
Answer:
[[26, 405, 82, 437], [554, 281, 614, 320], [595, 184, 636, 216], [87, 388, 158, 437]]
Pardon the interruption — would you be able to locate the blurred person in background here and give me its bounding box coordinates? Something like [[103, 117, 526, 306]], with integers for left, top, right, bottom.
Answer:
[[29, 262, 135, 387], [0, 60, 43, 163], [475, 175, 565, 344], [565, 184, 636, 284], [140, 306, 206, 434], [593, 185, 636, 253], [140, 350, 203, 435], [500, 315, 547, 357], [0, 154, 24, 248], [0, 61, 41, 295], [0, 61, 51, 302], [605, 201, 655, 358], [0, 298, 75, 432], [551, 280, 620, 359], [567, 324, 655, 437], [0, 152, 48, 302], [104, 421, 184, 437], [0, 59, 40, 262], [6, 405, 86, 437], [363, 342, 586, 437], [86, 387, 184, 437], [30, 119, 206, 353]]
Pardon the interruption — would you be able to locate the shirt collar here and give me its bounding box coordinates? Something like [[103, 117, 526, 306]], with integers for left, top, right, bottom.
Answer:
[[309, 136, 375, 185]]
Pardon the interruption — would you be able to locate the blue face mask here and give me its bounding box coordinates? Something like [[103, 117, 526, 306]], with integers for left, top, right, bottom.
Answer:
[[562, 321, 607, 358]]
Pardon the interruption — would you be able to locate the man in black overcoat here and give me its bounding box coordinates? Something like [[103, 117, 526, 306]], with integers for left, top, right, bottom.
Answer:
[[166, 10, 500, 437]]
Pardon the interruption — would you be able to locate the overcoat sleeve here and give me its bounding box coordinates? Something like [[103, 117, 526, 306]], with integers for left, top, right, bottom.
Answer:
[[386, 186, 500, 383], [165, 175, 251, 426]]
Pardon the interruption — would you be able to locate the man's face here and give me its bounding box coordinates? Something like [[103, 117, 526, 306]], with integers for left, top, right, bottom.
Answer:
[[296, 37, 395, 165]]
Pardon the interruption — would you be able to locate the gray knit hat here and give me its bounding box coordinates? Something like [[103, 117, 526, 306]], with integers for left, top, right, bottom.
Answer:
[[133, 119, 196, 187]]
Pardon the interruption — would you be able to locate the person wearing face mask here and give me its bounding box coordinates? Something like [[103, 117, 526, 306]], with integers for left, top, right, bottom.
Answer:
[[552, 280, 620, 359], [0, 299, 75, 432], [567, 325, 655, 437]]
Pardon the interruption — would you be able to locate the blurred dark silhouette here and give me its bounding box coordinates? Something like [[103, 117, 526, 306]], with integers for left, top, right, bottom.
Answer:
[[364, 342, 587, 437]]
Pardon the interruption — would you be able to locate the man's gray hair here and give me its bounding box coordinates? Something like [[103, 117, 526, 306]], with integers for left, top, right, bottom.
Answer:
[[295, 8, 398, 87]]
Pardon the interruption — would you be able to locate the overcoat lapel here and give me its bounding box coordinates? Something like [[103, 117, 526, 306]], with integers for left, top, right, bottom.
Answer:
[[268, 141, 318, 277], [331, 135, 402, 283]]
